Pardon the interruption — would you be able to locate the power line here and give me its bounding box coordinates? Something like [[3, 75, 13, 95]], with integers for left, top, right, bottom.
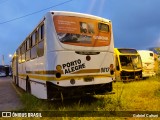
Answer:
[[0, 0, 74, 25], [0, 0, 9, 4]]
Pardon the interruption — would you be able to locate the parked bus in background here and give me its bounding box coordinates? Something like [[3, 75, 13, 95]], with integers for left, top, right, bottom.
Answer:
[[0, 65, 6, 77], [154, 53, 159, 75], [3, 65, 12, 76], [148, 47, 160, 75], [114, 48, 142, 81], [138, 50, 155, 78], [12, 11, 115, 100]]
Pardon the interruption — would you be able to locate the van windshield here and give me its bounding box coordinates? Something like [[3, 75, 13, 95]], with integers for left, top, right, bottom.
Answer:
[[53, 16, 111, 47], [119, 55, 142, 70]]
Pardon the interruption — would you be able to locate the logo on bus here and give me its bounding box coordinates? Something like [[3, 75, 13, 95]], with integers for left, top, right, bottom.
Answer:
[[62, 59, 86, 74], [101, 67, 110, 73]]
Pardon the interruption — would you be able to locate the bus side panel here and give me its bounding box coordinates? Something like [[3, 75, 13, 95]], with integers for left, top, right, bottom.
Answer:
[[30, 80, 47, 99], [24, 56, 47, 99], [18, 62, 27, 90], [18, 78, 26, 90]]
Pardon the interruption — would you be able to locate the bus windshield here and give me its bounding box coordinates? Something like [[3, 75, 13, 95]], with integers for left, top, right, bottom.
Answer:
[[53, 16, 111, 47], [119, 55, 142, 70]]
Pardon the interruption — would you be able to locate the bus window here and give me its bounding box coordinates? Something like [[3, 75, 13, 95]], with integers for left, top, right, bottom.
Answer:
[[39, 24, 44, 41], [35, 30, 39, 43], [150, 53, 153, 57], [41, 24, 44, 40], [18, 55, 22, 63], [26, 50, 30, 61], [20, 44, 25, 54], [21, 43, 26, 62], [22, 54, 25, 62], [26, 39, 30, 50], [37, 40, 44, 57], [98, 23, 109, 32], [132, 56, 142, 69], [18, 48, 21, 63], [31, 33, 36, 47], [31, 45, 37, 59], [25, 39, 30, 61]]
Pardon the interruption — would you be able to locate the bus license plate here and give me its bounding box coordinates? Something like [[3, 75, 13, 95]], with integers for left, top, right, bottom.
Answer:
[[84, 77, 94, 82]]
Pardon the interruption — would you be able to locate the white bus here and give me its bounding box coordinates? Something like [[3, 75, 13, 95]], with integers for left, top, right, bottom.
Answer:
[[138, 50, 155, 78], [12, 11, 115, 100]]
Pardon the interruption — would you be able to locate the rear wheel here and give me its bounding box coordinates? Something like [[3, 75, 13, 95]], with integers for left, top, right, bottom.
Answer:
[[26, 76, 31, 93], [14, 76, 19, 86]]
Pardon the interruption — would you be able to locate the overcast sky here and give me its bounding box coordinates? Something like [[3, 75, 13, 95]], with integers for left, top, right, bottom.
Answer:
[[0, 0, 160, 64]]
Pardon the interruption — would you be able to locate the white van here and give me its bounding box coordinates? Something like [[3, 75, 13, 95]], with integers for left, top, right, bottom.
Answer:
[[138, 50, 155, 78]]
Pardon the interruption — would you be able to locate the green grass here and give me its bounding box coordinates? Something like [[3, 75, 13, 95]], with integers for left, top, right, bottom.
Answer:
[[2, 77, 160, 120], [112, 77, 160, 111]]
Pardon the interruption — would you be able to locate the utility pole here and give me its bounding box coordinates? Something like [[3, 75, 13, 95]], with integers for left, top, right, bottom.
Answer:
[[2, 55, 4, 65]]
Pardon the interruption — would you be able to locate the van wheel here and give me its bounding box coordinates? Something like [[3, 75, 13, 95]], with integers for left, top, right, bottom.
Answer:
[[26, 76, 31, 93]]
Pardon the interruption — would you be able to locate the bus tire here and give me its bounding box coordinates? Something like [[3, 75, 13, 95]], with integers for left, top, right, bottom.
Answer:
[[26, 76, 31, 93], [14, 76, 19, 86]]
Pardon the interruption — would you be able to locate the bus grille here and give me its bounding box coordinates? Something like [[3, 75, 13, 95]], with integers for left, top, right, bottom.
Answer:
[[120, 70, 142, 80]]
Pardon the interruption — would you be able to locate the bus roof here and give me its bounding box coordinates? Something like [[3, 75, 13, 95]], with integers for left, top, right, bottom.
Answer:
[[137, 50, 154, 54], [114, 48, 138, 55], [49, 11, 111, 23]]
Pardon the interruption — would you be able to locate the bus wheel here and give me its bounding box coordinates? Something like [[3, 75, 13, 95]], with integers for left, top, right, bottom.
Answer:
[[14, 76, 18, 86], [26, 76, 31, 93], [14, 76, 16, 84]]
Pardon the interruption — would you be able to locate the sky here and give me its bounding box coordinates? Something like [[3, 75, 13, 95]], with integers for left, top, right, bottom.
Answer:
[[0, 0, 160, 64]]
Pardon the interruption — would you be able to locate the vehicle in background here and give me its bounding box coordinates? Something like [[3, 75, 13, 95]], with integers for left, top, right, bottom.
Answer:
[[114, 48, 142, 81], [4, 65, 12, 76], [154, 53, 159, 75], [0, 65, 6, 77], [148, 47, 160, 75], [12, 11, 115, 100], [0, 65, 12, 77], [138, 50, 155, 78]]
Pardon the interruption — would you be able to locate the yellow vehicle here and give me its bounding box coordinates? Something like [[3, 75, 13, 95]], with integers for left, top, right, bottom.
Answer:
[[114, 48, 142, 81]]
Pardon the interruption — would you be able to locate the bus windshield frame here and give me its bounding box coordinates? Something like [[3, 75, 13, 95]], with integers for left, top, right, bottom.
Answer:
[[119, 55, 142, 70]]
